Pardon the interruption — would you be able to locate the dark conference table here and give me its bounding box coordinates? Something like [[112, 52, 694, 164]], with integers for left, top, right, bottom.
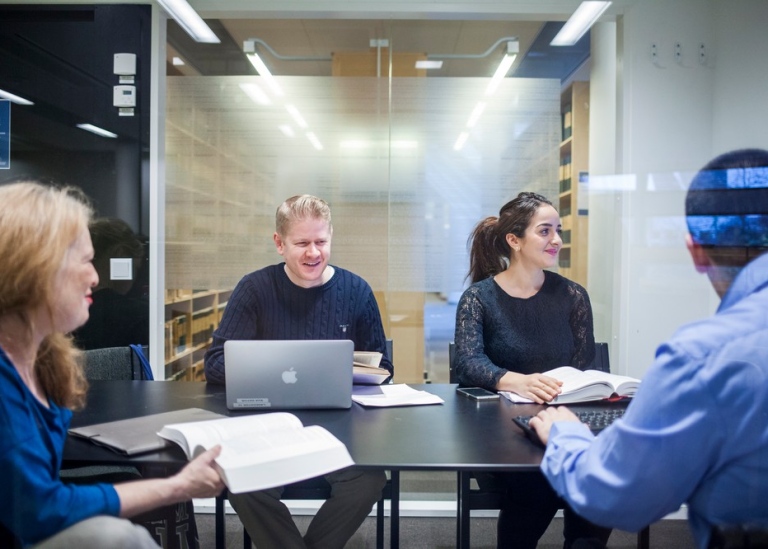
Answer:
[[64, 381, 628, 548]]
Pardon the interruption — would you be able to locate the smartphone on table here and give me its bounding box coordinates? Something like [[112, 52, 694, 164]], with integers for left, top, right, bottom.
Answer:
[[456, 386, 500, 401]]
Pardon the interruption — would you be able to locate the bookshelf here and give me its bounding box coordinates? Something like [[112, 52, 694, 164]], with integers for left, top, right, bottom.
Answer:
[[558, 81, 590, 287], [164, 289, 232, 381]]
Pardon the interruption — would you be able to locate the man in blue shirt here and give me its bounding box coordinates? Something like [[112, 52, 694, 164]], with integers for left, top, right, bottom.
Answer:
[[530, 148, 768, 549]]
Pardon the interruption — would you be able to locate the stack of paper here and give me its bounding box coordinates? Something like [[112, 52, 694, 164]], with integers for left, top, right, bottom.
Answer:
[[352, 384, 444, 408]]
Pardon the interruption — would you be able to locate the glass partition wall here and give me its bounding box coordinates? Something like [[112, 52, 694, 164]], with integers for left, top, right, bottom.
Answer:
[[163, 20, 562, 381], [163, 2, 768, 383]]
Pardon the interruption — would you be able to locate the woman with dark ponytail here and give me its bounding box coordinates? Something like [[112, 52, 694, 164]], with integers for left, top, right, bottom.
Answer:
[[453, 191, 610, 548]]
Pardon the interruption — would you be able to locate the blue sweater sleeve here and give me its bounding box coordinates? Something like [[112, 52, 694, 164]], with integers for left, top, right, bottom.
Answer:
[[0, 358, 120, 546]]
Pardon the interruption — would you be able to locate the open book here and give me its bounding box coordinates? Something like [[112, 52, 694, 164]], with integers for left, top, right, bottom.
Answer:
[[158, 412, 354, 494], [353, 351, 390, 385], [500, 366, 640, 405]]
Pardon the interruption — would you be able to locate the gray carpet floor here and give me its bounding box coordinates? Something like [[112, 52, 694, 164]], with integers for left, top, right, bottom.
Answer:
[[195, 512, 696, 548], [194, 472, 695, 548]]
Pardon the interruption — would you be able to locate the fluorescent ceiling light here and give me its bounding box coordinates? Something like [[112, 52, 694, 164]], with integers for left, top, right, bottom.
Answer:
[[485, 54, 516, 96], [551, 1, 612, 46], [172, 57, 185, 66], [156, 0, 219, 43], [246, 52, 284, 97], [278, 124, 295, 137], [285, 105, 307, 129], [415, 60, 443, 70], [0, 88, 33, 105], [466, 102, 486, 128], [305, 132, 323, 151], [238, 83, 271, 106], [485, 41, 519, 97], [453, 132, 469, 151], [76, 123, 118, 139]]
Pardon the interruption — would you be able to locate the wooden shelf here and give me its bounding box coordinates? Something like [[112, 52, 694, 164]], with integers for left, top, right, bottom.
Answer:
[[558, 81, 590, 288], [164, 288, 233, 380]]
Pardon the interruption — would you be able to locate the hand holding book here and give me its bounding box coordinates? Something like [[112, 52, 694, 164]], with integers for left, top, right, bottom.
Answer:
[[500, 366, 640, 405], [158, 412, 354, 494]]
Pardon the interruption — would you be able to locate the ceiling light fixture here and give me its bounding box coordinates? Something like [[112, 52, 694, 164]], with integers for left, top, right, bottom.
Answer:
[[156, 0, 220, 43], [76, 123, 118, 138], [245, 51, 284, 97], [238, 83, 271, 106], [0, 88, 33, 105], [550, 1, 612, 46], [466, 102, 487, 128], [415, 60, 443, 70], [172, 57, 185, 66], [305, 132, 323, 151], [285, 105, 307, 129], [485, 40, 519, 96], [453, 132, 469, 151]]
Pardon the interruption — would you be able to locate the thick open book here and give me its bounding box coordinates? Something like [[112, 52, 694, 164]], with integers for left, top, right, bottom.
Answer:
[[158, 412, 354, 494], [500, 366, 640, 404], [353, 351, 390, 385]]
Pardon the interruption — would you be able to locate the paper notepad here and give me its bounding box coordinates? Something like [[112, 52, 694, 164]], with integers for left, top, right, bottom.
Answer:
[[351, 384, 444, 408]]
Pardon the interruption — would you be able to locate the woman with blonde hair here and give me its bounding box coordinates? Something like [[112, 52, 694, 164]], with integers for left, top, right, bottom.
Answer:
[[0, 181, 224, 548]]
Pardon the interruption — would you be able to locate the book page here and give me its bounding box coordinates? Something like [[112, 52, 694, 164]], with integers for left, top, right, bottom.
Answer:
[[216, 425, 355, 493], [353, 351, 383, 368], [159, 412, 304, 458]]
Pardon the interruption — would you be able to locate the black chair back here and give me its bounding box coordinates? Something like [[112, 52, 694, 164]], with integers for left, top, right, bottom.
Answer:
[[82, 345, 149, 380]]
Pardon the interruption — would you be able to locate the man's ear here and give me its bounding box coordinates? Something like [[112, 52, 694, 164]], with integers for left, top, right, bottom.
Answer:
[[685, 233, 711, 273], [273, 232, 285, 256]]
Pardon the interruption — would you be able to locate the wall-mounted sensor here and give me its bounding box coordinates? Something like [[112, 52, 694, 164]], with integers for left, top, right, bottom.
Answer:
[[113, 85, 136, 107], [114, 53, 136, 75]]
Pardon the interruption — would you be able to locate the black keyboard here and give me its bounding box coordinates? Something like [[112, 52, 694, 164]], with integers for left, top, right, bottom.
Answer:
[[513, 408, 626, 446]]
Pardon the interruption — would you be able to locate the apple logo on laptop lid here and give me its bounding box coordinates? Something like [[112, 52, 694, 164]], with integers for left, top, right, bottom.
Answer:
[[282, 367, 298, 384]]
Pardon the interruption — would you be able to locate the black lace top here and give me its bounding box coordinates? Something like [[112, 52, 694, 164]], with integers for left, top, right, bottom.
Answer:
[[454, 270, 595, 389]]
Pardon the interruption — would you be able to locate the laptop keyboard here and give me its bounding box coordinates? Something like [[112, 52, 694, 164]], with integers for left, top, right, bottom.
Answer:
[[513, 408, 626, 446]]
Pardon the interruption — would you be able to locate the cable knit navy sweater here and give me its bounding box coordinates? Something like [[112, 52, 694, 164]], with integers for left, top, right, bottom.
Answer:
[[454, 270, 595, 389], [204, 263, 393, 384]]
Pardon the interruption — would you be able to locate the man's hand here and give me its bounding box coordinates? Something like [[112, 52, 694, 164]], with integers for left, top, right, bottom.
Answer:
[[528, 406, 581, 445]]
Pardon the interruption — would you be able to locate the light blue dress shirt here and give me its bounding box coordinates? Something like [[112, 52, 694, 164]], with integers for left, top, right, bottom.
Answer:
[[540, 253, 768, 549]]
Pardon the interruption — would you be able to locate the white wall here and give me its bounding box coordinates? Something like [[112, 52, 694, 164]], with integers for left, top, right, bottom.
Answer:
[[589, 0, 768, 378]]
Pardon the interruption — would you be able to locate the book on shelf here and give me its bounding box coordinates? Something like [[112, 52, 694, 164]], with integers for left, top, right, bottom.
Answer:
[[353, 351, 390, 385], [158, 411, 354, 494], [499, 366, 640, 405]]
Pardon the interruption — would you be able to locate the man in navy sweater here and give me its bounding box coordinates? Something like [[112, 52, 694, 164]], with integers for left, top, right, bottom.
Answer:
[[204, 194, 392, 549]]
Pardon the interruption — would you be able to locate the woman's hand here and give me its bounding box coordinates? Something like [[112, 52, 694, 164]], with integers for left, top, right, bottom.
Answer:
[[116, 446, 225, 518], [497, 372, 562, 404], [172, 445, 226, 499]]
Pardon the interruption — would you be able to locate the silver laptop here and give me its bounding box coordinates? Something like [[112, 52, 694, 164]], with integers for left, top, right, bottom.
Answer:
[[224, 339, 354, 410]]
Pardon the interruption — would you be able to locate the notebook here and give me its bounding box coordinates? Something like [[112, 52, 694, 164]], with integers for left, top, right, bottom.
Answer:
[[224, 339, 354, 410]]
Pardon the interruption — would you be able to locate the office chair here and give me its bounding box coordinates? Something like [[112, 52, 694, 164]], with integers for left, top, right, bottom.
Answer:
[[62, 346, 151, 484], [449, 341, 650, 549]]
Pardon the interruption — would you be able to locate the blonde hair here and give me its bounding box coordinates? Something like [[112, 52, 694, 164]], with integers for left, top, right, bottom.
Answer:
[[0, 182, 92, 409], [275, 195, 332, 237]]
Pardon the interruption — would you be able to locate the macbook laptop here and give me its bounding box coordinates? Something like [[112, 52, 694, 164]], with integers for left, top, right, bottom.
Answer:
[[224, 339, 354, 410]]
